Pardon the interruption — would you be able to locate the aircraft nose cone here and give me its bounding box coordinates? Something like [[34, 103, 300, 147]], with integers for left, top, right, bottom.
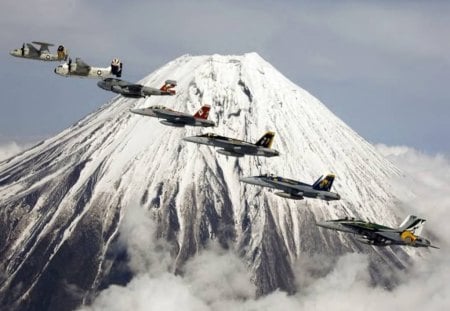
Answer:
[[315, 221, 329, 228], [315, 221, 340, 231], [182, 136, 197, 143], [239, 176, 256, 184]]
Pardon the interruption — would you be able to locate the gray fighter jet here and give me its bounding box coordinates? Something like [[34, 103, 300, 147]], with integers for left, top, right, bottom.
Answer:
[[183, 132, 279, 157], [10, 42, 68, 61], [239, 174, 340, 200], [316, 215, 438, 248], [130, 104, 215, 127], [97, 78, 177, 98]]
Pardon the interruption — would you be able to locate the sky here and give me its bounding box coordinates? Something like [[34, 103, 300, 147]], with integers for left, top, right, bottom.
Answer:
[[0, 0, 449, 154]]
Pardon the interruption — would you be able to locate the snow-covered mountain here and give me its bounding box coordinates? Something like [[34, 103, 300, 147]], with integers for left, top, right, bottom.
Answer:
[[0, 53, 411, 310]]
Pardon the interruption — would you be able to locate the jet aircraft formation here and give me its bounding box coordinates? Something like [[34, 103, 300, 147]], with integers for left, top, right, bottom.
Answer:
[[10, 41, 438, 250]]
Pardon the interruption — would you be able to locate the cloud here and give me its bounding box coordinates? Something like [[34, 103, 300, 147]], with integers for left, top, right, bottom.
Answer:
[[376, 144, 450, 236], [79, 203, 255, 311], [79, 145, 450, 310], [0, 141, 24, 161]]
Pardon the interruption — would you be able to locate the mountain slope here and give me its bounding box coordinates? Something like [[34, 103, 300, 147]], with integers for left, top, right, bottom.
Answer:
[[0, 53, 410, 310]]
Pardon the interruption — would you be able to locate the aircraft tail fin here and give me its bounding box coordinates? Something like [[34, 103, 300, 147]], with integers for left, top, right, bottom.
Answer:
[[312, 174, 335, 191], [398, 215, 426, 235], [255, 131, 275, 148], [111, 58, 123, 78], [57, 45, 68, 61], [193, 105, 211, 119], [160, 80, 177, 95]]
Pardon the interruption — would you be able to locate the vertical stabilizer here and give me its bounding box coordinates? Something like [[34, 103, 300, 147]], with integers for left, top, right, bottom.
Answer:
[[193, 105, 211, 120], [398, 215, 426, 235], [160, 80, 177, 95], [312, 174, 335, 191], [255, 131, 275, 148]]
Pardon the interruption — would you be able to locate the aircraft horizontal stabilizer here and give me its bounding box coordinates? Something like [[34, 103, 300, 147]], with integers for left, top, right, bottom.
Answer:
[[312, 174, 335, 192], [194, 105, 211, 120]]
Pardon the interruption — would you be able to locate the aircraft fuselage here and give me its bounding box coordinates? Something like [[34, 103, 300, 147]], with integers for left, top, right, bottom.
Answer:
[[239, 175, 340, 200], [54, 64, 115, 79], [130, 107, 215, 127], [183, 136, 279, 157], [98, 79, 171, 98]]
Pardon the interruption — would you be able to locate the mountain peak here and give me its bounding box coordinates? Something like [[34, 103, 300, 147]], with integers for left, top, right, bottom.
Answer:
[[0, 53, 407, 310]]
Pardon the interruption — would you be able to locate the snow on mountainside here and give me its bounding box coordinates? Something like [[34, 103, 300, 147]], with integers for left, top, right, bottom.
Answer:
[[0, 53, 413, 310]]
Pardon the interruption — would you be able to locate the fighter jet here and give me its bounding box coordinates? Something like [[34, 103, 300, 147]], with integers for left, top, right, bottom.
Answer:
[[97, 78, 177, 98], [130, 104, 215, 127], [182, 132, 279, 157], [316, 215, 439, 248], [10, 42, 68, 61], [54, 58, 122, 78], [239, 174, 340, 200]]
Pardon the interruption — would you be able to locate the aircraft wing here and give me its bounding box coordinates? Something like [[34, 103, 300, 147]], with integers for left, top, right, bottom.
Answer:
[[107, 78, 133, 87], [154, 109, 188, 119], [274, 190, 304, 200], [73, 58, 91, 75], [221, 144, 258, 156], [126, 84, 144, 93], [263, 176, 304, 193], [376, 231, 407, 243], [26, 43, 40, 56], [228, 141, 258, 152]]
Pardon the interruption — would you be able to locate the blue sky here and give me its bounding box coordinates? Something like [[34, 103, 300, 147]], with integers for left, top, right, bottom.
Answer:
[[1, 0, 449, 153]]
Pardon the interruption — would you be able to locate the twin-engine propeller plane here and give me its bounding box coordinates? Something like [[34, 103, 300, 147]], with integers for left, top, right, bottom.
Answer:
[[54, 58, 123, 78], [239, 174, 340, 201], [10, 42, 68, 61], [130, 104, 215, 127], [183, 132, 279, 157], [97, 78, 177, 98], [316, 215, 439, 248]]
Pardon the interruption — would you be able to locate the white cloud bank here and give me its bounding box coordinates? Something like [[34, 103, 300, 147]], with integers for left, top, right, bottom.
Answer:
[[80, 146, 450, 311], [0, 141, 24, 161]]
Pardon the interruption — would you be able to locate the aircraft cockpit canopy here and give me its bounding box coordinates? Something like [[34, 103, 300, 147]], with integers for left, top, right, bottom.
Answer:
[[200, 133, 218, 138], [151, 105, 167, 110]]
